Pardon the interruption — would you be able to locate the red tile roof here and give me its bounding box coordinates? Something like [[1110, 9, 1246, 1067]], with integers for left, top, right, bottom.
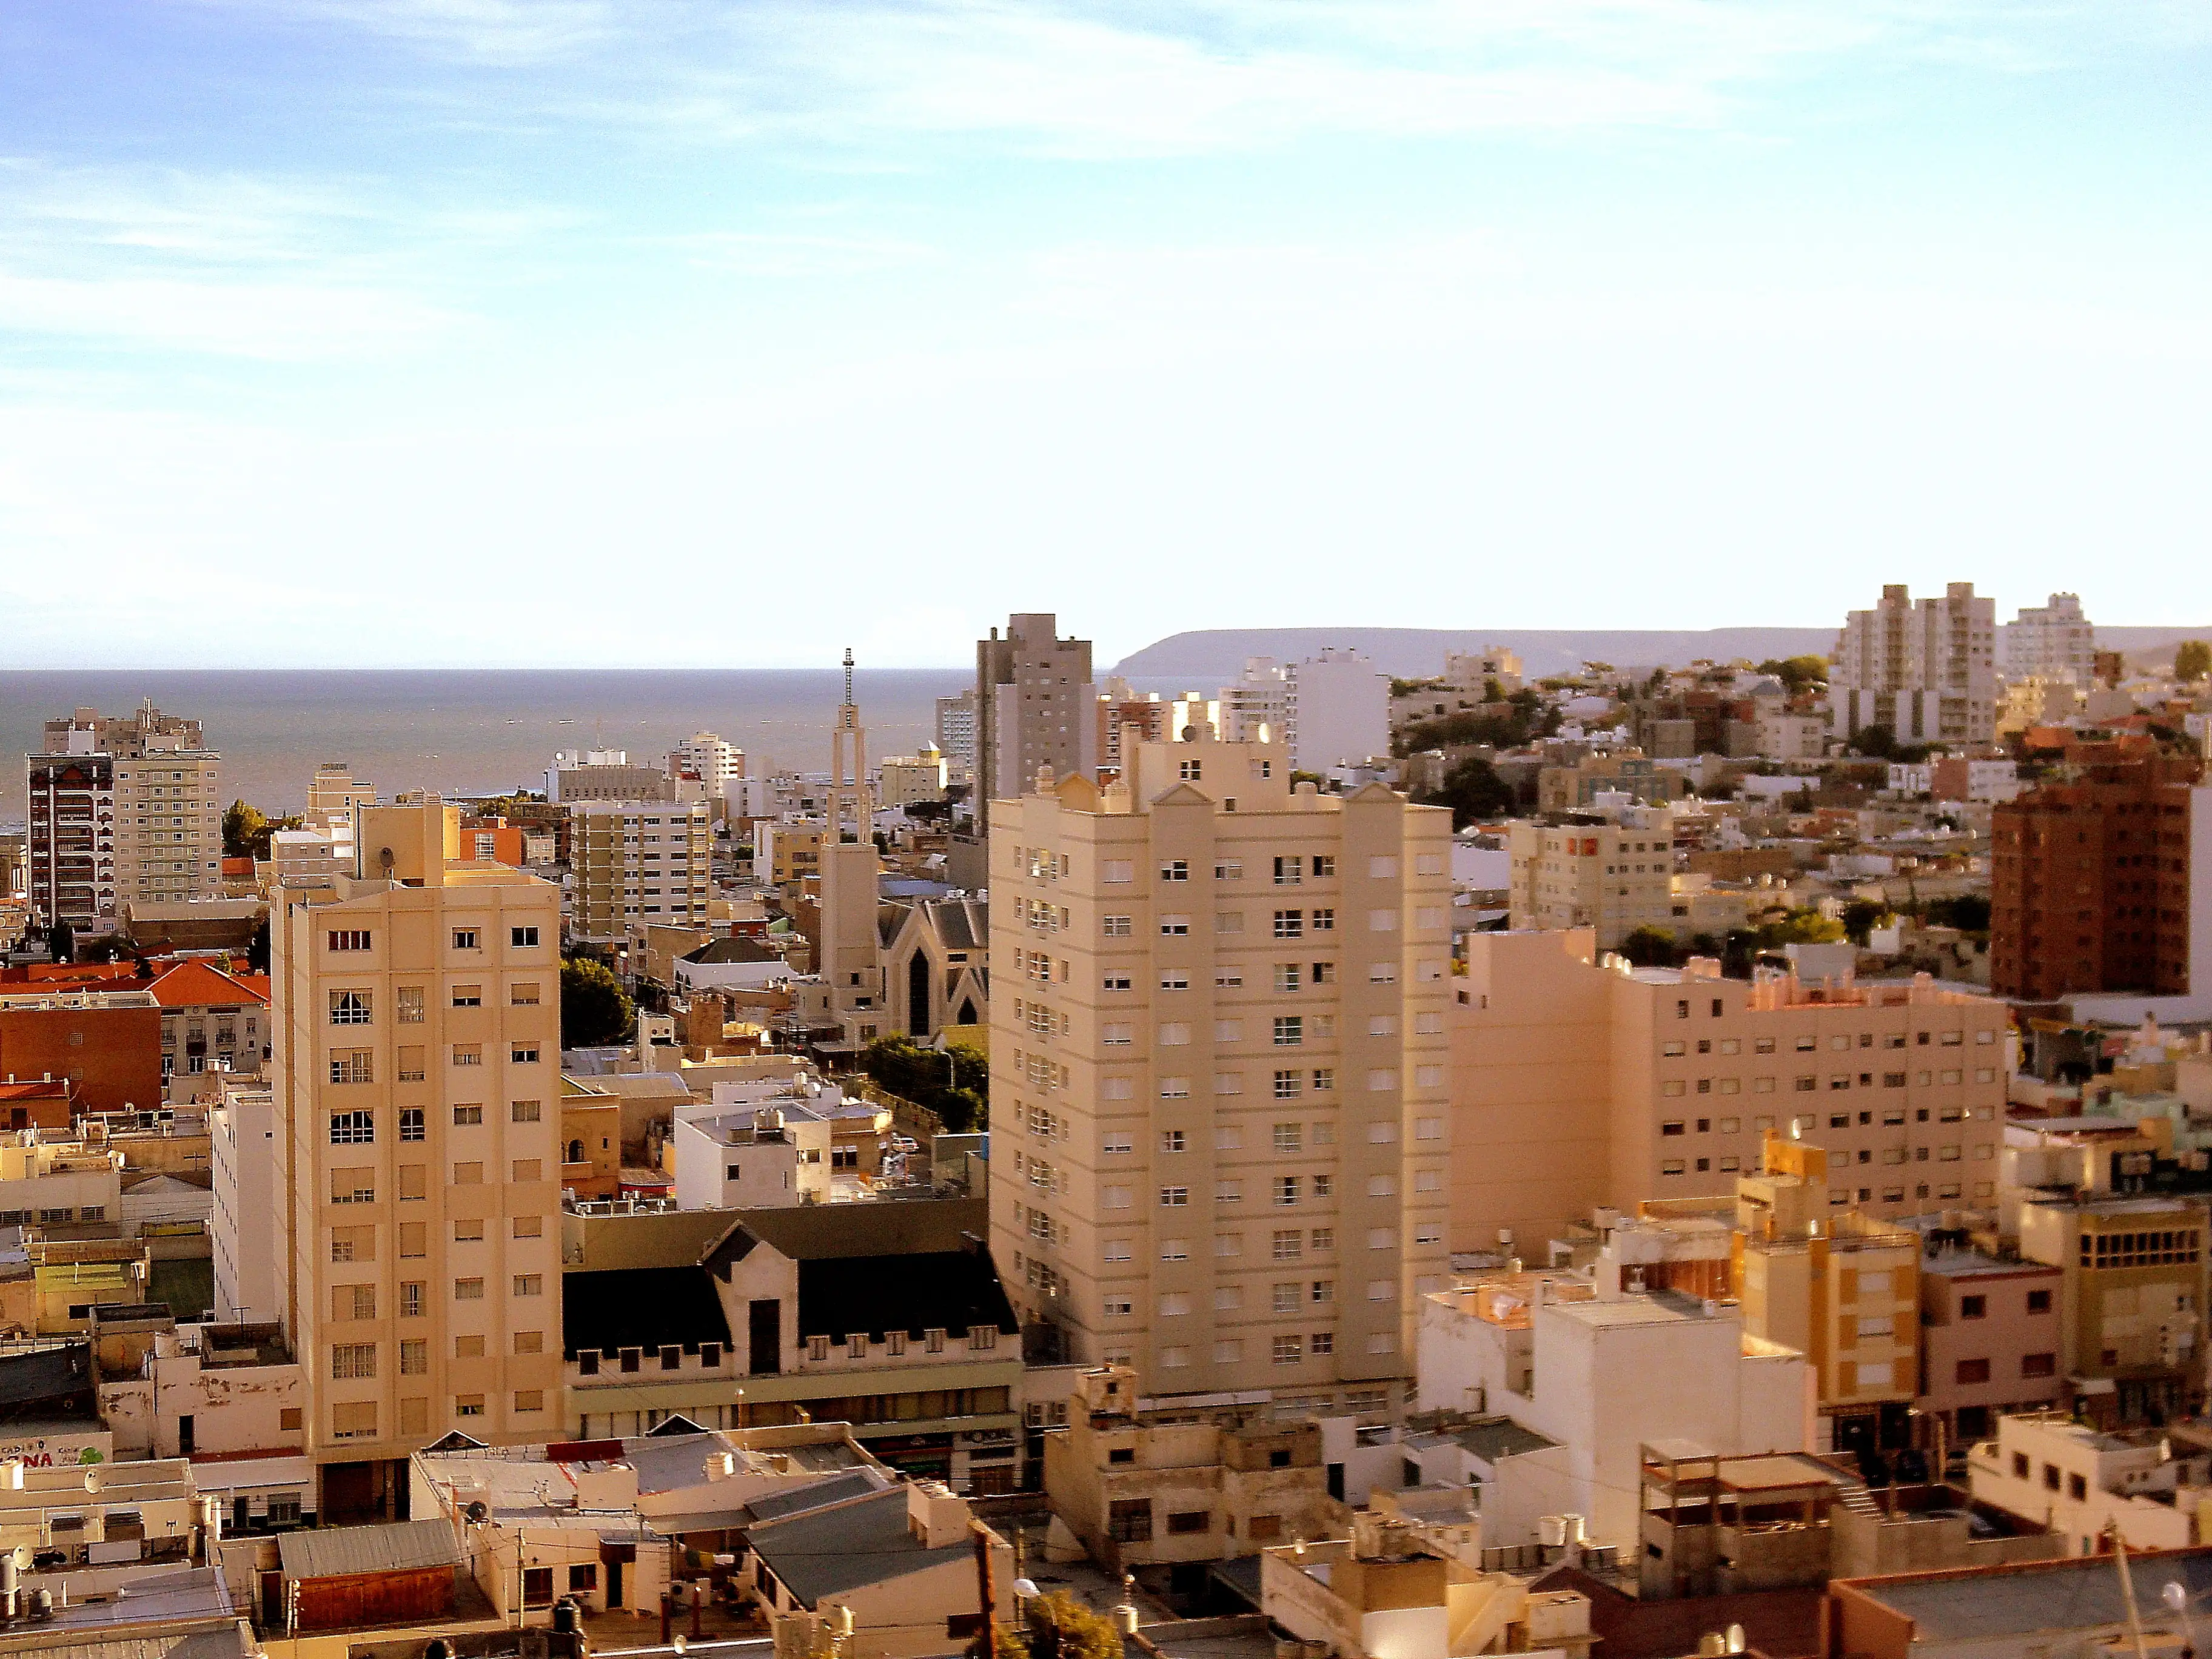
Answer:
[[145, 959, 270, 1010]]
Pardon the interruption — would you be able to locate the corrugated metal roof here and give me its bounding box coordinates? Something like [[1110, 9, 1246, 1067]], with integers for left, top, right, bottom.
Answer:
[[279, 1517, 460, 1581]]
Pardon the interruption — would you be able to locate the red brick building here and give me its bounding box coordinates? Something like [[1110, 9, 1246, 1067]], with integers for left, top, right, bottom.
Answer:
[[0, 991, 164, 1115], [1989, 751, 2203, 1001]]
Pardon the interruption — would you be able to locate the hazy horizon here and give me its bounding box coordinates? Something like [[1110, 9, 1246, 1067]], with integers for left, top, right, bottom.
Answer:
[[6, 4, 2207, 665]]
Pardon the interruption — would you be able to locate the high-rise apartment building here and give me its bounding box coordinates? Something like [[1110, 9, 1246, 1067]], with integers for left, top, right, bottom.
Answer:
[[1222, 652, 1390, 775], [988, 728, 1453, 1413], [1506, 803, 1677, 950], [1450, 930, 2008, 1258], [568, 800, 712, 946], [935, 691, 979, 784], [1831, 582, 1997, 745], [270, 800, 562, 1520], [673, 733, 746, 800], [976, 613, 1096, 815], [26, 705, 222, 923], [41, 702, 203, 757], [2003, 593, 2097, 687], [1989, 752, 2211, 1001]]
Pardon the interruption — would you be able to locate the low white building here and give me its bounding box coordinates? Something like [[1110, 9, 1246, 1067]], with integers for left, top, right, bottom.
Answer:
[[98, 1322, 311, 1533], [674, 1101, 833, 1210], [1969, 1412, 2212, 1557], [1416, 1275, 1810, 1553]]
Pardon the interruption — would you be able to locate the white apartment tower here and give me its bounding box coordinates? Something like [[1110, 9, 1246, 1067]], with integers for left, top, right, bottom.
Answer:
[[977, 613, 1096, 816], [1224, 652, 1391, 775], [2002, 593, 2097, 686], [270, 800, 563, 1521], [1831, 582, 1997, 745], [673, 733, 746, 799], [989, 725, 1453, 1413]]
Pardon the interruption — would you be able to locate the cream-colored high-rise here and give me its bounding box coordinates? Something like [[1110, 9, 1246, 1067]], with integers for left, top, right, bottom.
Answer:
[[990, 729, 1452, 1413], [272, 800, 561, 1520]]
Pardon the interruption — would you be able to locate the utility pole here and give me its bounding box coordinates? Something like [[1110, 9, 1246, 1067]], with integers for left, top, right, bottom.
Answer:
[[2113, 1527, 2151, 1659], [972, 1521, 998, 1657]]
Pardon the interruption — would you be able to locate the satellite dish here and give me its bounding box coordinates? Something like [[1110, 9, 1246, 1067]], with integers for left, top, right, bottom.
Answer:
[[464, 1501, 489, 1524]]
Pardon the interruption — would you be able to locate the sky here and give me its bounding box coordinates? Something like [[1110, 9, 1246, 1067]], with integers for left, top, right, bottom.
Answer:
[[1, 2, 2208, 669]]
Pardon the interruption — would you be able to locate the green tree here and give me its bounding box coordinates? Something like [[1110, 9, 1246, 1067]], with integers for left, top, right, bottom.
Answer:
[[1757, 655, 1829, 696], [221, 800, 267, 858], [1925, 894, 1992, 933], [1755, 908, 1846, 947], [1618, 927, 1680, 968], [47, 919, 74, 963], [221, 799, 298, 860], [561, 956, 635, 1047], [1022, 1593, 1124, 1659], [1851, 724, 1899, 760], [246, 914, 272, 974], [1840, 899, 1890, 944], [1416, 757, 1517, 830], [2176, 641, 2212, 683], [859, 1033, 988, 1132]]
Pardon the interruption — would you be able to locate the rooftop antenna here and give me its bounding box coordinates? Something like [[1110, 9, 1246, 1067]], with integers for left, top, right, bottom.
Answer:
[[843, 646, 855, 708]]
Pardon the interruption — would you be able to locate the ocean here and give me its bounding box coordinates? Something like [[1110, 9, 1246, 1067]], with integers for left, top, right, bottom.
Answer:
[[0, 669, 974, 825]]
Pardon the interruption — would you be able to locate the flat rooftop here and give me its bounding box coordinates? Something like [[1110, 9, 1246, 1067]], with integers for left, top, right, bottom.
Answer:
[[1843, 1547, 2212, 1641]]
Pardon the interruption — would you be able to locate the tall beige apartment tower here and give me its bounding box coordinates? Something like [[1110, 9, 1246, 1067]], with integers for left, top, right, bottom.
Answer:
[[272, 799, 563, 1521], [27, 703, 221, 922], [976, 612, 1096, 817], [990, 728, 1453, 1414]]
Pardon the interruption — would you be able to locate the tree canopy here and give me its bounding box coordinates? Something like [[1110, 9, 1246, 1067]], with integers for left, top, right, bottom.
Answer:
[[860, 1033, 988, 1133], [2176, 641, 2211, 683], [561, 956, 635, 1048], [1618, 927, 1680, 968], [1415, 757, 1517, 830], [1756, 655, 1829, 695], [221, 800, 299, 860]]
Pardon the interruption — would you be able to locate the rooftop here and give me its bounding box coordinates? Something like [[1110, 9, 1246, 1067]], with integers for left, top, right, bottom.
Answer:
[[746, 1485, 972, 1609], [1837, 1546, 2212, 1642]]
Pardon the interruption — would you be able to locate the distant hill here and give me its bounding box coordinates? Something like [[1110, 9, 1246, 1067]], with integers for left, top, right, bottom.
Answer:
[[1113, 625, 2212, 681], [1113, 628, 1837, 680]]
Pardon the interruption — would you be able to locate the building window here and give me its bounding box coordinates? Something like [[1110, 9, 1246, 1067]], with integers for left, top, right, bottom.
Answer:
[[400, 1339, 427, 1375], [2028, 1289, 2053, 1313], [1960, 1295, 1986, 1319], [327, 1110, 374, 1145], [512, 926, 540, 947], [1955, 1358, 1991, 1384], [401, 1281, 424, 1318], [1271, 1336, 1303, 1365], [1273, 1016, 1304, 1046], [327, 930, 372, 952], [455, 1395, 486, 1418], [451, 985, 482, 1008], [452, 929, 480, 951], [329, 991, 372, 1025], [399, 1108, 424, 1142], [332, 1344, 377, 1380], [511, 1100, 541, 1122], [453, 1045, 482, 1067], [511, 1047, 540, 1065], [328, 1051, 374, 1086], [453, 1105, 483, 1125], [455, 1277, 484, 1300]]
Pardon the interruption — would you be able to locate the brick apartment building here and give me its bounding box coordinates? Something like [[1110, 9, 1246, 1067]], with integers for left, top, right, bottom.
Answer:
[[1989, 751, 2211, 1002]]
